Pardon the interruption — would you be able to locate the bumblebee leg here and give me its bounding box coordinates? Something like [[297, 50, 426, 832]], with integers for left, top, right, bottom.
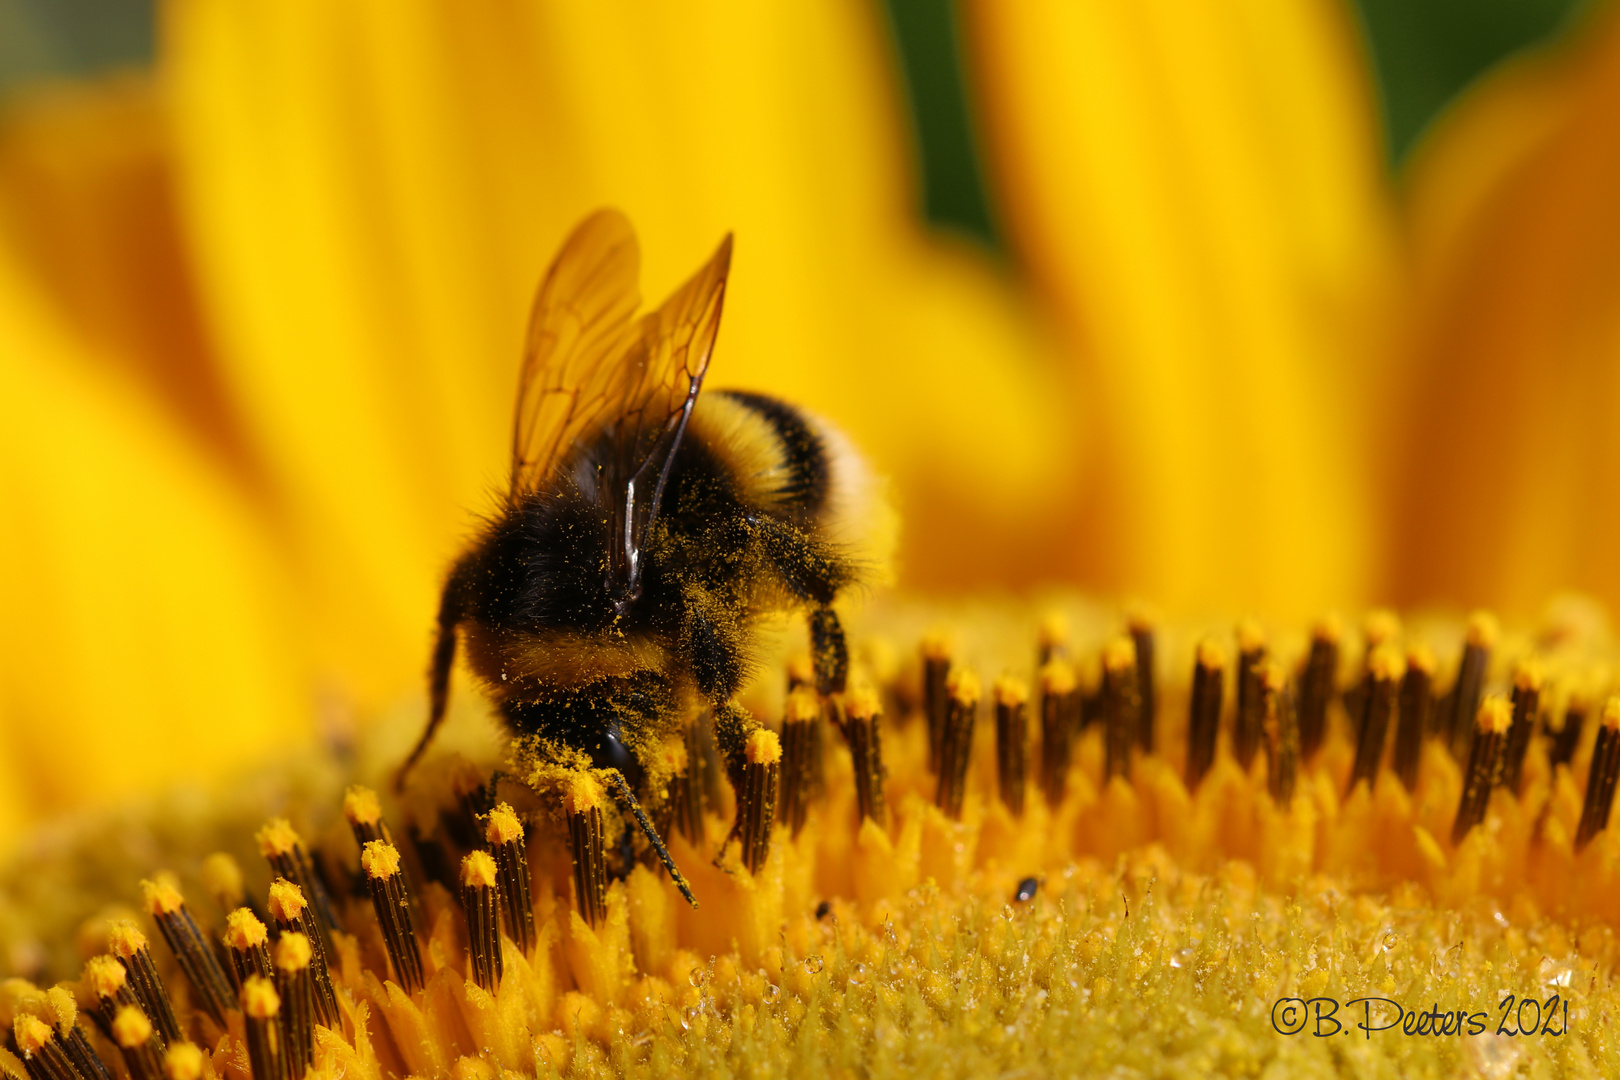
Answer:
[[747, 515, 852, 694], [604, 771, 698, 908], [809, 606, 849, 696], [681, 584, 746, 701], [397, 570, 466, 791], [749, 513, 852, 606]]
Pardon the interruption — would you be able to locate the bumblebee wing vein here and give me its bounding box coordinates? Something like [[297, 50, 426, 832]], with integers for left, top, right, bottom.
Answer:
[[619, 233, 734, 546], [511, 209, 642, 496]]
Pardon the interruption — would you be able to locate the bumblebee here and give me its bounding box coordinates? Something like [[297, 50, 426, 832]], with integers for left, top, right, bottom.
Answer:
[[400, 209, 883, 905]]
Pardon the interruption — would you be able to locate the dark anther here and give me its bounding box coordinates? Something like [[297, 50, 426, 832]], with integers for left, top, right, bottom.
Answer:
[[1014, 877, 1039, 903], [815, 900, 832, 920]]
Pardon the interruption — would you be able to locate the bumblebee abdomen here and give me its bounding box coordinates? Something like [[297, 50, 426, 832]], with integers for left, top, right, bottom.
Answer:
[[686, 389, 840, 526], [688, 390, 893, 574], [713, 391, 830, 513]]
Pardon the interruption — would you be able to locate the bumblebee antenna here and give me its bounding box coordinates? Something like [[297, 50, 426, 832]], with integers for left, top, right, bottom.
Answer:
[[604, 771, 699, 909]]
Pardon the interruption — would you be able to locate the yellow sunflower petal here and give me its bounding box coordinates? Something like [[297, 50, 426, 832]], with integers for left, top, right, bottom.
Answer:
[[0, 227, 305, 845], [966, 0, 1400, 617], [161, 0, 1071, 705], [0, 76, 253, 483], [1389, 7, 1620, 617]]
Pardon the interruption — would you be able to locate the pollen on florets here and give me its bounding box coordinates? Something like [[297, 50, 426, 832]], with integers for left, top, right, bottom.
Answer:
[[8, 602, 1620, 1079]]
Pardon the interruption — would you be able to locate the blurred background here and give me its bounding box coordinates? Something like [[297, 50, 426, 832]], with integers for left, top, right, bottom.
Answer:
[[1, 0, 1616, 840], [0, 0, 1590, 197]]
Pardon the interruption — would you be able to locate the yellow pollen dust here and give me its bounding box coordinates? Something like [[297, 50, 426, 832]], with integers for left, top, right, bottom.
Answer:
[[1368, 642, 1405, 683], [240, 976, 279, 1020], [657, 737, 689, 775], [23, 599, 1620, 1078], [1467, 610, 1500, 648], [785, 688, 821, 723], [1515, 656, 1545, 691], [1040, 658, 1076, 695], [83, 956, 126, 997], [44, 987, 74, 1034], [945, 665, 981, 705], [460, 851, 498, 890], [1101, 636, 1136, 674], [1407, 641, 1436, 674], [993, 675, 1028, 708], [112, 1005, 152, 1049], [163, 1042, 204, 1080], [563, 773, 602, 815], [1195, 637, 1227, 671], [1236, 618, 1265, 653], [1311, 612, 1343, 644], [845, 684, 881, 720], [361, 841, 402, 880], [267, 879, 307, 922], [1478, 695, 1513, 734], [274, 932, 311, 972], [224, 908, 268, 950], [14, 1013, 53, 1054], [921, 629, 953, 661], [1037, 611, 1070, 651], [343, 785, 383, 826], [139, 877, 185, 916], [745, 728, 782, 767], [255, 818, 301, 858], [485, 802, 525, 846], [1363, 609, 1400, 646], [106, 921, 147, 959]]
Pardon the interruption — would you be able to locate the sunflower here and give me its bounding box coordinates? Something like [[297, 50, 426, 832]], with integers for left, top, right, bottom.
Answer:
[[2, 1, 1620, 1077]]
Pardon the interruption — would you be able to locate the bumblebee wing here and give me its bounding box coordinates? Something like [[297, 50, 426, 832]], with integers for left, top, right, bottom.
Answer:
[[511, 209, 644, 497], [510, 210, 734, 541], [612, 230, 733, 543]]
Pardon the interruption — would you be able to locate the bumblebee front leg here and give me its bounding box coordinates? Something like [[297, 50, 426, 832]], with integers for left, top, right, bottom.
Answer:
[[602, 770, 698, 908], [809, 606, 849, 696], [711, 700, 782, 875], [747, 514, 851, 695]]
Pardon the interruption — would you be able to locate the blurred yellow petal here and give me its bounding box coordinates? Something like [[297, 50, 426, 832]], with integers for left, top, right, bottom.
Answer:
[[966, 0, 1401, 618], [0, 76, 255, 484], [0, 207, 305, 844], [1389, 6, 1620, 618], [160, 0, 1073, 707]]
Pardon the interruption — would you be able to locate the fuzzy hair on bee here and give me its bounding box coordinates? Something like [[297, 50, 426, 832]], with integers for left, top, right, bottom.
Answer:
[[398, 209, 889, 907]]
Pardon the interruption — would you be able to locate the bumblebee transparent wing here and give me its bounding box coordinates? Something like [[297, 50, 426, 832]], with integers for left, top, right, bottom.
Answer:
[[509, 209, 733, 598], [511, 209, 643, 498], [607, 231, 732, 594]]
